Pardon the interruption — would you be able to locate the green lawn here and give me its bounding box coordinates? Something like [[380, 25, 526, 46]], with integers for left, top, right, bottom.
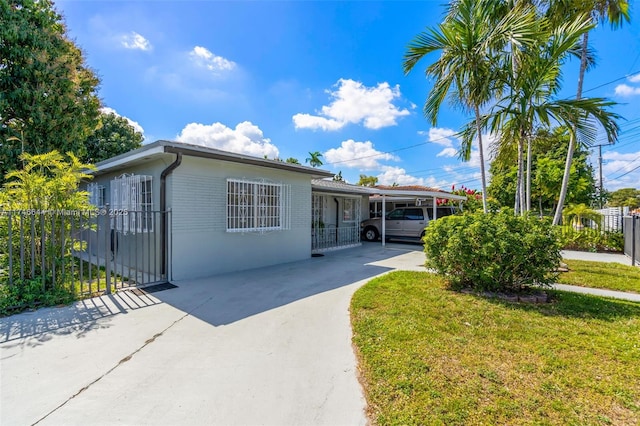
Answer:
[[351, 271, 640, 425], [559, 259, 640, 294]]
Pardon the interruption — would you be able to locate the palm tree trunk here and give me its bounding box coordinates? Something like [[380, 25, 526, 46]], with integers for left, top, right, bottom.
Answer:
[[553, 31, 589, 225], [526, 134, 532, 212], [475, 105, 488, 213], [514, 137, 524, 215]]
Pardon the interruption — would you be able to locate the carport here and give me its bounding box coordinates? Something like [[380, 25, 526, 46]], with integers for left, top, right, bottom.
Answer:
[[368, 186, 467, 246]]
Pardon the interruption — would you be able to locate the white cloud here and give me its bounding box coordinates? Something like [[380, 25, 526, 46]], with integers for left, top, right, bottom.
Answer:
[[121, 32, 152, 51], [602, 150, 640, 190], [614, 84, 640, 97], [436, 147, 458, 158], [376, 166, 450, 189], [628, 73, 640, 83], [427, 127, 458, 147], [324, 140, 398, 170], [176, 121, 279, 158], [293, 79, 410, 131], [100, 107, 145, 136], [189, 46, 236, 72]]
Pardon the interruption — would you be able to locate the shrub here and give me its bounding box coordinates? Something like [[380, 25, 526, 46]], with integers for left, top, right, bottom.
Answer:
[[424, 209, 562, 293], [560, 227, 624, 252]]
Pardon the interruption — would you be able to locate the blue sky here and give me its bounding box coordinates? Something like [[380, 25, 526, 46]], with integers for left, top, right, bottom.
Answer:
[[58, 0, 640, 191]]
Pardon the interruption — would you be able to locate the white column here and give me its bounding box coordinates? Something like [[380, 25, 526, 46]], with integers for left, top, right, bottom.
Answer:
[[432, 196, 437, 220], [381, 194, 386, 247]]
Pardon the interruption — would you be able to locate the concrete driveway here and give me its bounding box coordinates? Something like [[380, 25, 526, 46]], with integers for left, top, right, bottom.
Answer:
[[0, 243, 426, 426]]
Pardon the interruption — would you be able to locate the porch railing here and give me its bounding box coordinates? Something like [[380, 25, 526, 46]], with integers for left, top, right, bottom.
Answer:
[[312, 224, 361, 252]]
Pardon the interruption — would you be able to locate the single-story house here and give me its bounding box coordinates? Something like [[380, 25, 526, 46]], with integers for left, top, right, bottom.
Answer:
[[84, 140, 464, 283]]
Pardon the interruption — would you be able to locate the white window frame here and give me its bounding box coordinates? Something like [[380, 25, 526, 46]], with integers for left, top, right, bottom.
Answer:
[[110, 174, 153, 234], [226, 178, 291, 233], [342, 198, 359, 223], [87, 183, 105, 207]]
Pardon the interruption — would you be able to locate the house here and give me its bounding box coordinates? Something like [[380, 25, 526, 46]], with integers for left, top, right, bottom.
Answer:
[[86, 140, 332, 281], [84, 140, 465, 283]]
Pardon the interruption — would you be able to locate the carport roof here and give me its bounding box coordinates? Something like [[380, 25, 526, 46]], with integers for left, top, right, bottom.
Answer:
[[311, 180, 466, 201]]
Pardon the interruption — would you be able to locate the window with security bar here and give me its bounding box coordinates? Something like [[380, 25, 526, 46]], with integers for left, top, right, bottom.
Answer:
[[87, 183, 105, 207], [110, 174, 153, 234], [343, 198, 360, 223], [227, 178, 291, 232]]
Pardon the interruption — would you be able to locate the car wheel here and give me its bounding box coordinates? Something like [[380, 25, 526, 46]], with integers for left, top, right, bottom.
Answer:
[[363, 226, 379, 242]]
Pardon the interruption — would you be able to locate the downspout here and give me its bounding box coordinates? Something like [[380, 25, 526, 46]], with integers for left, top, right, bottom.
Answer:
[[334, 198, 339, 244], [160, 152, 182, 278]]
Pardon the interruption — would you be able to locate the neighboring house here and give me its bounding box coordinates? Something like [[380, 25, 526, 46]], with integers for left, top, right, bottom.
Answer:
[[86, 140, 332, 281]]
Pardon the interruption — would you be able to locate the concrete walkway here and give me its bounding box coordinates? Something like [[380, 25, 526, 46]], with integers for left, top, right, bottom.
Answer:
[[1, 244, 637, 426], [561, 249, 633, 265], [0, 243, 423, 426]]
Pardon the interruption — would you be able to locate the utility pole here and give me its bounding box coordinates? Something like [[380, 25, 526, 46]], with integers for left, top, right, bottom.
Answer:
[[598, 144, 604, 209]]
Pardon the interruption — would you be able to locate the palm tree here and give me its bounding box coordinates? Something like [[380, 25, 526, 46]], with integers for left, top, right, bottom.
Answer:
[[305, 151, 323, 167], [403, 0, 539, 213], [550, 0, 630, 225], [461, 12, 619, 215]]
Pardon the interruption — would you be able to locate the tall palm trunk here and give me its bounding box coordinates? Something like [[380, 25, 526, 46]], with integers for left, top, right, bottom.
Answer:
[[475, 105, 488, 213], [526, 134, 532, 212], [553, 31, 589, 225], [515, 136, 525, 215]]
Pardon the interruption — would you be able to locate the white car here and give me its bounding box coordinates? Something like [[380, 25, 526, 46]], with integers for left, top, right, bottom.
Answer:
[[360, 206, 456, 241]]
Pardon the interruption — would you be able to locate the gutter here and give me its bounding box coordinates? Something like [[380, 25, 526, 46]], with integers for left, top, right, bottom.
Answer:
[[160, 152, 182, 277]]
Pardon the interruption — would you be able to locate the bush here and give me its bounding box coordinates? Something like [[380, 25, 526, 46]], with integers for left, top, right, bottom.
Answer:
[[560, 227, 624, 252], [424, 209, 562, 292]]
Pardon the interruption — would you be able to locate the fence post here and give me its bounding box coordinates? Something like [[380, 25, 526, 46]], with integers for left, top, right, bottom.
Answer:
[[104, 205, 112, 294], [633, 216, 638, 267]]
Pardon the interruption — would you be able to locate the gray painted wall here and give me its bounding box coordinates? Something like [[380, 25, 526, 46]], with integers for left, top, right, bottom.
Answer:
[[169, 156, 313, 280]]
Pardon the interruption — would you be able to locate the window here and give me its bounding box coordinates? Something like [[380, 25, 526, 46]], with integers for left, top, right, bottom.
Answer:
[[404, 208, 424, 220], [227, 178, 291, 233], [343, 198, 359, 223], [110, 174, 153, 234], [87, 183, 105, 207], [387, 209, 405, 220]]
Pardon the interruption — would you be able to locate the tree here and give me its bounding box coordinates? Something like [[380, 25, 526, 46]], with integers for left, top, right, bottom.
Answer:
[[357, 175, 378, 187], [83, 112, 144, 164], [0, 0, 101, 179], [0, 151, 95, 211], [550, 0, 630, 225], [285, 157, 300, 164], [607, 188, 640, 209], [488, 128, 597, 214], [471, 13, 619, 215], [305, 151, 323, 167], [404, 0, 539, 214]]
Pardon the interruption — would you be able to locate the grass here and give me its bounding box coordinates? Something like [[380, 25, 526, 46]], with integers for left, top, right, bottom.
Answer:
[[559, 259, 640, 294], [351, 271, 640, 425]]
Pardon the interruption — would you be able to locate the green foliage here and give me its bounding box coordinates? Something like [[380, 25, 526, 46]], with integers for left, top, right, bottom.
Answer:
[[0, 151, 96, 313], [285, 157, 300, 164], [0, 0, 101, 180], [83, 112, 144, 164], [488, 129, 597, 212], [424, 209, 562, 292], [607, 187, 640, 209], [560, 228, 624, 252], [305, 151, 323, 167], [562, 203, 602, 229], [357, 175, 378, 187]]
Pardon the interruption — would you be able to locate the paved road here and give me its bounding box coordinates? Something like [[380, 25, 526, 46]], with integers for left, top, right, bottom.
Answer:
[[0, 243, 424, 426]]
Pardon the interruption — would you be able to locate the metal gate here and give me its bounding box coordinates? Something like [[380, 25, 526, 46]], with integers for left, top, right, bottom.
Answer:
[[0, 209, 171, 299]]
